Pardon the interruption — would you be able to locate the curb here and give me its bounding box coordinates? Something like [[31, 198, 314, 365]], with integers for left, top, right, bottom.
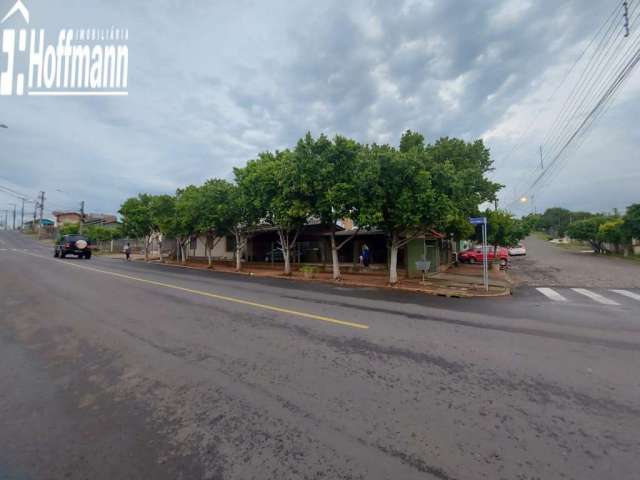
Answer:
[[113, 258, 512, 299]]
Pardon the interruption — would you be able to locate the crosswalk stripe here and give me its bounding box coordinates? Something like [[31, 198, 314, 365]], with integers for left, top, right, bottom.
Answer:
[[571, 288, 620, 306], [536, 287, 568, 302], [610, 289, 640, 302]]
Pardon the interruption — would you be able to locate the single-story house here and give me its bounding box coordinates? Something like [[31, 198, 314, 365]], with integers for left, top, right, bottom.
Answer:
[[183, 222, 453, 278]]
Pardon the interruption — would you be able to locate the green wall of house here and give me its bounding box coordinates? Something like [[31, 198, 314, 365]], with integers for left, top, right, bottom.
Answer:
[[406, 239, 441, 278]]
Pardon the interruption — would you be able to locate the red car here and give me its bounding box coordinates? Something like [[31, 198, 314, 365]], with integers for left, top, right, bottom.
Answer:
[[458, 246, 508, 264]]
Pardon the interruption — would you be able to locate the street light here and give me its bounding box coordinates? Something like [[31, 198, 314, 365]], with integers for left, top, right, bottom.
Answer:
[[520, 196, 529, 203]]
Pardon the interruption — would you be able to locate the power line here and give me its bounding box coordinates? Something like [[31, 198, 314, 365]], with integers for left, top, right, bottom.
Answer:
[[539, 3, 640, 170], [507, 1, 640, 209], [528, 33, 640, 196], [493, 1, 623, 171]]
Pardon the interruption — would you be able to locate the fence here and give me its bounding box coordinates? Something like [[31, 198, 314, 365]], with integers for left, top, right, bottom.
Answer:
[[95, 238, 163, 256]]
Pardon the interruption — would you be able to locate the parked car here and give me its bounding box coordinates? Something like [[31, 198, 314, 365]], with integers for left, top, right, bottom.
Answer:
[[54, 234, 92, 259], [458, 245, 508, 265], [508, 243, 527, 256]]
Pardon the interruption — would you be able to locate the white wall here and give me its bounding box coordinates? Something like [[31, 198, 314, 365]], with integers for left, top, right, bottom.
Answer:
[[189, 235, 234, 260]]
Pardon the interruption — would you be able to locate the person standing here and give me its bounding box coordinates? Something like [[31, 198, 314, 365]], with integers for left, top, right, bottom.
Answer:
[[362, 243, 370, 268], [124, 242, 131, 261]]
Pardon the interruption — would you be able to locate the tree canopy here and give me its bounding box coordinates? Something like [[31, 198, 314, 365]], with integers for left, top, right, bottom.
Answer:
[[119, 129, 504, 281]]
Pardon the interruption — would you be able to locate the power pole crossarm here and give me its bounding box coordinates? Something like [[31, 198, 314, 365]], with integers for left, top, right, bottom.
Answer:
[[624, 1, 630, 37]]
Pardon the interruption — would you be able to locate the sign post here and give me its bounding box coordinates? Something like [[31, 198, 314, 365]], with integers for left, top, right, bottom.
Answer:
[[469, 217, 489, 291]]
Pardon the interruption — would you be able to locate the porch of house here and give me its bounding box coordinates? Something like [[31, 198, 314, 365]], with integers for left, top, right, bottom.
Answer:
[[182, 225, 452, 279]]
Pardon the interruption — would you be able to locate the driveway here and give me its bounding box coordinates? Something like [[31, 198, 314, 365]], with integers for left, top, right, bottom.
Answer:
[[509, 235, 640, 288]]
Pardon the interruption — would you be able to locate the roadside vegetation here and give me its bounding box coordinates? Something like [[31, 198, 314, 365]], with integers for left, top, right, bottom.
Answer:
[[119, 130, 505, 285], [524, 204, 640, 256]]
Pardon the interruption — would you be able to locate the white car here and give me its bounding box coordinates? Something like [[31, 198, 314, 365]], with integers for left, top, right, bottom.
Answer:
[[508, 244, 526, 256]]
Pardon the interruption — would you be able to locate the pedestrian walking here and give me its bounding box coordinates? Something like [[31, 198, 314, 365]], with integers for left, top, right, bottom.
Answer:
[[124, 242, 131, 261]]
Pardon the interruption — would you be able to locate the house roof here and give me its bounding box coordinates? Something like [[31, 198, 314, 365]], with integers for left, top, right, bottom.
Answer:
[[335, 228, 446, 239], [52, 211, 81, 217]]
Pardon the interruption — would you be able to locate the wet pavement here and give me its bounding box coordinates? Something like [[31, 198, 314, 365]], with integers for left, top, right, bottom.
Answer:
[[1, 231, 639, 479]]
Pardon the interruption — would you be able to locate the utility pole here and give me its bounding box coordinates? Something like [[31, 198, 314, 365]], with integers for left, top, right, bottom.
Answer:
[[9, 203, 16, 230], [3, 210, 7, 230], [539, 145, 544, 170], [79, 200, 85, 233], [624, 1, 630, 37], [20, 198, 25, 230], [37, 191, 45, 237]]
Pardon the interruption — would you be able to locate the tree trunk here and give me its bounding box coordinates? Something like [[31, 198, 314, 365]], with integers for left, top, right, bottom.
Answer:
[[179, 238, 187, 264], [159, 238, 164, 263], [330, 232, 340, 280], [234, 231, 244, 271], [389, 233, 399, 285], [144, 235, 150, 262], [277, 228, 299, 276], [206, 245, 212, 268], [283, 247, 291, 275]]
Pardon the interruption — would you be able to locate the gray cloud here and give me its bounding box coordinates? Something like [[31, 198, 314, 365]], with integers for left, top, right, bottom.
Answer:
[[0, 0, 637, 220]]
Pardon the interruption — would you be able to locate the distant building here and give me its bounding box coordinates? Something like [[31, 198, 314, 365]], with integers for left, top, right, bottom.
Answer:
[[53, 211, 82, 226], [23, 218, 54, 229], [53, 211, 119, 228]]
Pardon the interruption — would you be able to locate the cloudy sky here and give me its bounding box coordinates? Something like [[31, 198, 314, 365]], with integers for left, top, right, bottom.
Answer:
[[0, 0, 638, 222]]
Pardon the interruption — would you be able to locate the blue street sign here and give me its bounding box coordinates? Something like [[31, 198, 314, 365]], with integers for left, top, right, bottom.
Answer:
[[469, 216, 487, 225]]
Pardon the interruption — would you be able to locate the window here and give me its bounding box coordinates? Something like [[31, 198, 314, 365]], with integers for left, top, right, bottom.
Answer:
[[226, 235, 236, 253]]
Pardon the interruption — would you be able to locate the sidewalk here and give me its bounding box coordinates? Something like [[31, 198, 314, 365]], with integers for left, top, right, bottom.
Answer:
[[102, 254, 512, 298]]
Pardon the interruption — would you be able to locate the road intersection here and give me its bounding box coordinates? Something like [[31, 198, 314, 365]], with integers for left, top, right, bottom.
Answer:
[[1, 231, 639, 479]]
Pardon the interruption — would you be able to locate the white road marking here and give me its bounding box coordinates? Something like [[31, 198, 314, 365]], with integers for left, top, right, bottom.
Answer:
[[536, 287, 568, 302], [610, 289, 640, 302], [571, 288, 620, 306]]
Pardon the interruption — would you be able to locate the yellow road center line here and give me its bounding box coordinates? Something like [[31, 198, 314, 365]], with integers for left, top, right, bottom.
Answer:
[[16, 250, 369, 330]]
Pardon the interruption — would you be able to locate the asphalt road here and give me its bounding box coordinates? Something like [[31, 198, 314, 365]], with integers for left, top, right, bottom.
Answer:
[[510, 235, 640, 288], [1, 231, 639, 480]]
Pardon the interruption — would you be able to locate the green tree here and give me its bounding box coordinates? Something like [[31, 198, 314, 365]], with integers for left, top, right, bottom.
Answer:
[[196, 179, 259, 270], [174, 186, 204, 264], [294, 133, 365, 279], [58, 223, 80, 237], [197, 179, 234, 268], [622, 204, 640, 240], [149, 194, 178, 262], [485, 210, 528, 263], [399, 129, 425, 153], [597, 218, 627, 253], [538, 208, 571, 237], [428, 137, 501, 219], [235, 150, 312, 275], [226, 182, 260, 271], [539, 208, 593, 237], [521, 213, 542, 232], [119, 194, 155, 261], [84, 225, 117, 243], [567, 216, 608, 253], [358, 143, 453, 284]]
